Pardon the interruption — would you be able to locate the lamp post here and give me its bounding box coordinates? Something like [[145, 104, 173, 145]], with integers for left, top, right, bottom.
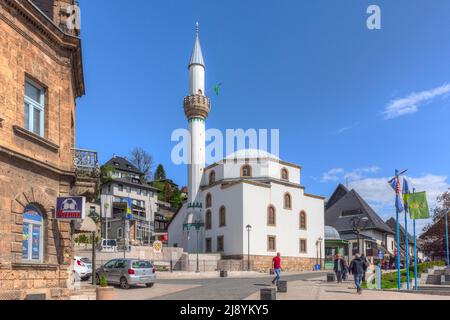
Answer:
[[445, 210, 449, 267], [318, 237, 323, 269], [351, 216, 369, 255], [246, 224, 252, 271], [183, 220, 204, 273]]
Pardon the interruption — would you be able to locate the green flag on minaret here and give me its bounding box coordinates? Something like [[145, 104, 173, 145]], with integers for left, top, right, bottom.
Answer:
[[214, 83, 222, 96], [409, 191, 430, 220]]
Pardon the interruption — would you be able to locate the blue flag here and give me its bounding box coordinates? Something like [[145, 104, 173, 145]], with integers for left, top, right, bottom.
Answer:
[[402, 177, 410, 211]]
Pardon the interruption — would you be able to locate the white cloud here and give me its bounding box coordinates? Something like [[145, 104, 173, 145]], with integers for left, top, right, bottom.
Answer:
[[348, 174, 449, 234], [335, 122, 360, 135], [382, 83, 450, 119], [320, 168, 344, 182]]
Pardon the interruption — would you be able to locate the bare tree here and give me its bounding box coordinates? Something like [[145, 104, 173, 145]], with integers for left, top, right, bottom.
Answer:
[[129, 147, 154, 181]]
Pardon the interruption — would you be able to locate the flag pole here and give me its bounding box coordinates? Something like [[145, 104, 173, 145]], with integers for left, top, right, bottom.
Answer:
[[413, 218, 418, 290], [445, 209, 449, 266], [404, 207, 410, 289], [396, 207, 401, 290]]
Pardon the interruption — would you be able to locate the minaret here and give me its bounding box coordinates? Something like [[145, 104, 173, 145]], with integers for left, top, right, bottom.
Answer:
[[183, 23, 210, 252]]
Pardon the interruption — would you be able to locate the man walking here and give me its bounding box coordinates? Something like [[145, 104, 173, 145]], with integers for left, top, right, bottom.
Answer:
[[333, 253, 345, 283], [349, 253, 367, 294], [360, 253, 369, 282], [271, 252, 281, 285]]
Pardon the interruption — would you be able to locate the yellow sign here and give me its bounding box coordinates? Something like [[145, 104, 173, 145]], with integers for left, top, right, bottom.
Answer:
[[153, 241, 162, 253]]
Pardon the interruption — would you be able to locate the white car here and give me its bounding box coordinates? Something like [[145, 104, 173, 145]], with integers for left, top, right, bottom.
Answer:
[[73, 256, 93, 281]]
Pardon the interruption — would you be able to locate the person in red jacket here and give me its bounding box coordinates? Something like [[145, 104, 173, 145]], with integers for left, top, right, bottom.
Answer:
[[271, 252, 282, 285]]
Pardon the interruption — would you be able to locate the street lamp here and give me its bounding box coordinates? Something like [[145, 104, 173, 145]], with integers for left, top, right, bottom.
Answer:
[[317, 237, 323, 269], [183, 219, 204, 273], [246, 224, 252, 271], [351, 216, 369, 255]]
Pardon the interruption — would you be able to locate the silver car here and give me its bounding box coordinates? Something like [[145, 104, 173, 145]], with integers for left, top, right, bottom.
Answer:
[[95, 259, 156, 289]]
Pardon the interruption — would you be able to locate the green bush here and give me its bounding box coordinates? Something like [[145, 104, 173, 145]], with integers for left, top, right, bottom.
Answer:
[[100, 275, 108, 287]]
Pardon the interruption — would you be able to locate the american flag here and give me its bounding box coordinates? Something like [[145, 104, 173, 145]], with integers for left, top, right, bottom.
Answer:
[[388, 172, 405, 212]]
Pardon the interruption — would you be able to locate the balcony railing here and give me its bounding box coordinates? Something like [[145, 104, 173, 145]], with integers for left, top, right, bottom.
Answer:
[[72, 148, 100, 178]]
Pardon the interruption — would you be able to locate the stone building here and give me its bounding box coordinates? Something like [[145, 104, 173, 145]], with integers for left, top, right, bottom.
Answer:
[[0, 0, 96, 300]]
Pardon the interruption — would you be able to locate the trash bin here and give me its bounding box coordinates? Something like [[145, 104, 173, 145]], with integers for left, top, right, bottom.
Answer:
[[327, 273, 336, 282], [277, 281, 287, 293], [260, 288, 276, 300]]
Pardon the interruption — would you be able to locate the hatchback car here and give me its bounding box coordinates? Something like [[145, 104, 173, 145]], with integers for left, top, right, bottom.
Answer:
[[95, 259, 156, 289], [73, 256, 93, 281]]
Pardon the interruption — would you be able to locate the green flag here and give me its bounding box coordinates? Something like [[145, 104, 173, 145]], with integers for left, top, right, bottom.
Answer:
[[409, 192, 430, 220], [214, 83, 221, 96]]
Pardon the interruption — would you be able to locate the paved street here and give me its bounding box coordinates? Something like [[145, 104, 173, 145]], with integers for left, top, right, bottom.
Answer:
[[114, 272, 327, 300], [112, 271, 450, 300]]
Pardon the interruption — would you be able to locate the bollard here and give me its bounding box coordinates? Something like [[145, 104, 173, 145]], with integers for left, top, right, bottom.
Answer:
[[220, 270, 228, 278], [260, 287, 276, 300], [327, 273, 336, 282], [277, 281, 287, 293]]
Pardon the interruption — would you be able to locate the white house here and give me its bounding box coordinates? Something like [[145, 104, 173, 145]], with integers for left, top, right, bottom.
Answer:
[[168, 25, 325, 271]]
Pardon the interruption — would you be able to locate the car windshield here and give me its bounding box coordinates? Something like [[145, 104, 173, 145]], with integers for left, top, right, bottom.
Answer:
[[131, 261, 153, 269], [81, 258, 91, 263]]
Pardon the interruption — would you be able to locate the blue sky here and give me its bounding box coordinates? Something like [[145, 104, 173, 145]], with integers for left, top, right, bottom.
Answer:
[[76, 0, 450, 232]]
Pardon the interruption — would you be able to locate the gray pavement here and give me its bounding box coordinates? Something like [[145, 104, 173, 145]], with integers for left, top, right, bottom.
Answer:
[[149, 272, 327, 300]]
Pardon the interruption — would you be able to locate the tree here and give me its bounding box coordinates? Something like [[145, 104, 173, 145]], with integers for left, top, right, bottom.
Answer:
[[420, 190, 450, 260], [154, 164, 166, 181], [129, 147, 153, 181]]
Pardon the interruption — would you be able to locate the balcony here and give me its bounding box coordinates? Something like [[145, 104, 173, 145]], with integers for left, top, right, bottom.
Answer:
[[71, 148, 100, 200]]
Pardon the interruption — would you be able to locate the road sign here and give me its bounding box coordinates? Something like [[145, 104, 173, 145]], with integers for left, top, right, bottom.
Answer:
[[378, 251, 384, 259]]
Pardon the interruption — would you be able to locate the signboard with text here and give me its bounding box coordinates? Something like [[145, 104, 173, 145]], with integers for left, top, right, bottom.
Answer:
[[55, 196, 86, 220]]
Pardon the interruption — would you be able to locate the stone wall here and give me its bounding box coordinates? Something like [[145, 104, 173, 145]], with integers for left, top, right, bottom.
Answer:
[[222, 255, 321, 273]]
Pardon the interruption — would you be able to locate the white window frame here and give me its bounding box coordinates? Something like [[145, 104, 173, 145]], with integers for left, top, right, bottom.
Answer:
[[24, 78, 45, 137], [22, 206, 44, 263]]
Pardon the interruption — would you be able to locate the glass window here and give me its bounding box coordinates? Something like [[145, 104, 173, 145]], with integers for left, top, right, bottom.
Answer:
[[241, 165, 252, 177], [217, 236, 224, 252], [24, 79, 45, 136], [118, 184, 123, 192], [104, 260, 116, 269], [300, 211, 307, 230], [300, 239, 307, 253], [284, 193, 292, 209], [219, 206, 226, 227], [205, 238, 212, 253], [132, 260, 153, 269], [209, 171, 216, 185], [281, 168, 289, 180], [267, 206, 276, 226], [268, 236, 276, 251], [205, 210, 212, 230], [22, 205, 43, 262], [205, 193, 212, 208]]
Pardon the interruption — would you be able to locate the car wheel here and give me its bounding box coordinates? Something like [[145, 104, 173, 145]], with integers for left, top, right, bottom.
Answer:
[[145, 283, 154, 288], [120, 277, 130, 289]]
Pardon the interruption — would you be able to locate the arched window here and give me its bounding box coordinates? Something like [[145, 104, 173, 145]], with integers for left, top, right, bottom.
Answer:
[[281, 168, 289, 181], [219, 206, 226, 227], [300, 211, 307, 230], [209, 171, 216, 185], [284, 193, 292, 210], [22, 205, 44, 262], [205, 210, 212, 230], [205, 193, 212, 208], [267, 205, 276, 226], [241, 165, 252, 178]]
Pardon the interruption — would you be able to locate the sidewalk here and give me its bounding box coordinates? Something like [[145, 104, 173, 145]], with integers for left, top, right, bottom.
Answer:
[[244, 276, 450, 300]]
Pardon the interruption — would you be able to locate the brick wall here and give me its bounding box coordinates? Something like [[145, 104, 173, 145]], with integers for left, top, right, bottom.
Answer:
[[222, 254, 321, 272]]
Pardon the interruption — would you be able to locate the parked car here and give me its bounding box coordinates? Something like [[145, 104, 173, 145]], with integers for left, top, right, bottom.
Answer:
[[95, 259, 156, 289], [98, 239, 118, 252], [73, 256, 93, 281]]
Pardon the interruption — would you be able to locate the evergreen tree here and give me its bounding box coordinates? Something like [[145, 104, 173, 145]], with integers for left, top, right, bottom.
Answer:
[[154, 164, 166, 181]]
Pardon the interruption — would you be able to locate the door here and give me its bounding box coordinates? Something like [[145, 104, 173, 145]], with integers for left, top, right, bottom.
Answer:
[[102, 259, 117, 284], [112, 259, 127, 283]]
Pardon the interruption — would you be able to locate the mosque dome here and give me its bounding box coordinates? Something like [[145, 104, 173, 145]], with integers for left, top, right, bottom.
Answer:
[[325, 225, 341, 240]]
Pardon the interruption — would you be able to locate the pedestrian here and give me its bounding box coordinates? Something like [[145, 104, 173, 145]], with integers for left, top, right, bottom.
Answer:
[[360, 253, 369, 282], [349, 253, 368, 294], [342, 259, 349, 281], [271, 252, 282, 285], [333, 253, 345, 283]]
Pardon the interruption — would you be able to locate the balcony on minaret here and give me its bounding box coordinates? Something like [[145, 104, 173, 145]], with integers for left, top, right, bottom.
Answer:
[[184, 94, 211, 119]]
